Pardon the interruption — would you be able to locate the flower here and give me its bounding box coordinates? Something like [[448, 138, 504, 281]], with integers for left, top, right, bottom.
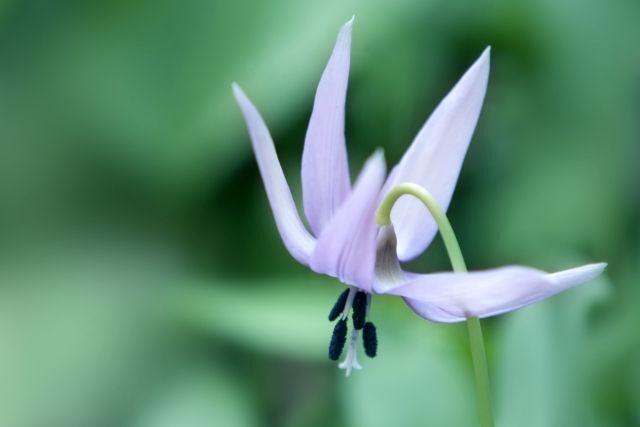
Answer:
[[232, 18, 605, 374]]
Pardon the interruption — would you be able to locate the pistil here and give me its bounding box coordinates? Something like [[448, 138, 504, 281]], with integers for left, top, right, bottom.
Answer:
[[339, 328, 362, 376]]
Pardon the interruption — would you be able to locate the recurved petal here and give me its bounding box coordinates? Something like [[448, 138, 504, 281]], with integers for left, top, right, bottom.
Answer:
[[385, 263, 606, 323], [233, 83, 315, 265], [310, 150, 386, 292], [389, 48, 490, 262], [302, 18, 354, 236]]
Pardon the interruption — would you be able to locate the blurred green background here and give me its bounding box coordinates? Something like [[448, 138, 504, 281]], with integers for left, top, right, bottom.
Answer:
[[0, 0, 638, 426]]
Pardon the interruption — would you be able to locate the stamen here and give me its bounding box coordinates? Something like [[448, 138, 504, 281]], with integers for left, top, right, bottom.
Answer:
[[363, 321, 378, 358], [339, 328, 362, 376], [352, 291, 367, 330], [328, 289, 350, 321], [328, 319, 348, 360]]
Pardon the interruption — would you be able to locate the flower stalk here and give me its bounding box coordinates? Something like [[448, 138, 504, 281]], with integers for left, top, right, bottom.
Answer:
[[377, 182, 494, 427], [376, 183, 466, 272]]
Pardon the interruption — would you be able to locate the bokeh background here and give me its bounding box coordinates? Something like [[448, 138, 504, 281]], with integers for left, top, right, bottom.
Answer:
[[0, 0, 638, 426]]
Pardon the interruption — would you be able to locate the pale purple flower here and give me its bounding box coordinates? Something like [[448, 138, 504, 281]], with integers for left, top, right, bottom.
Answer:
[[232, 18, 605, 374]]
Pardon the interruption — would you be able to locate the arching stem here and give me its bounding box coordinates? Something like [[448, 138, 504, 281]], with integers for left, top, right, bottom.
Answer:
[[377, 182, 495, 427]]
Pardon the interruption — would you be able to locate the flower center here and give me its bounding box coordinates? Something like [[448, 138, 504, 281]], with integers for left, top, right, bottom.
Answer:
[[327, 287, 378, 376]]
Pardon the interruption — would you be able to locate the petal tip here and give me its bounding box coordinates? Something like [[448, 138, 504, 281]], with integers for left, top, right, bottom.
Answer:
[[338, 16, 354, 38], [231, 82, 247, 103], [345, 15, 355, 26], [547, 262, 608, 288], [364, 148, 386, 176], [476, 47, 491, 70], [583, 262, 608, 276], [465, 47, 490, 80], [592, 262, 608, 274], [372, 147, 385, 161]]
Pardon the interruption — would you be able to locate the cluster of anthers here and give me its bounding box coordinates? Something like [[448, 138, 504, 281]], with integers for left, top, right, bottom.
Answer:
[[327, 288, 377, 375]]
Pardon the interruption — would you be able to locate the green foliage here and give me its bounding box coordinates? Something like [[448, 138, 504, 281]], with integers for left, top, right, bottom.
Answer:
[[0, 0, 638, 426]]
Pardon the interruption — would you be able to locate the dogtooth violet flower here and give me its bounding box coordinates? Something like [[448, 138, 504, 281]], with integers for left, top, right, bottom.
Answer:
[[232, 18, 606, 376]]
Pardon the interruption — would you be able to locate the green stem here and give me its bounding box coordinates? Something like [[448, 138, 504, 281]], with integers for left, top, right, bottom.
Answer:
[[376, 183, 467, 272], [467, 316, 494, 427], [376, 182, 495, 427]]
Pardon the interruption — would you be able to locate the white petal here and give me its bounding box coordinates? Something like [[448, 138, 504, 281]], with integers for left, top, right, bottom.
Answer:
[[301, 18, 354, 236], [389, 48, 490, 262], [233, 83, 315, 265], [385, 263, 606, 323], [310, 150, 386, 292]]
